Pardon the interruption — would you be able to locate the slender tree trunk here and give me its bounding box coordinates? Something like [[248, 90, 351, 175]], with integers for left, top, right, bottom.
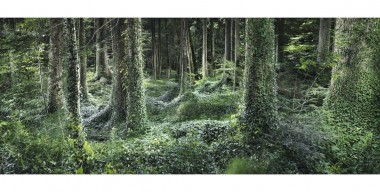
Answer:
[[233, 18, 240, 91], [243, 18, 278, 140], [188, 24, 196, 76], [151, 19, 157, 80], [210, 19, 215, 76], [125, 18, 147, 131], [317, 18, 332, 64], [66, 18, 81, 125], [179, 19, 188, 95], [78, 18, 88, 101], [202, 18, 208, 79], [276, 18, 285, 63], [224, 18, 231, 61], [47, 18, 64, 113], [166, 19, 171, 79], [230, 18, 234, 61], [187, 24, 195, 87], [158, 19, 162, 79], [94, 18, 111, 81]]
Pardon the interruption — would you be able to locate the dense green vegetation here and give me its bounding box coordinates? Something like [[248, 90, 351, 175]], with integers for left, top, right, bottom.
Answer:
[[1, 18, 380, 174]]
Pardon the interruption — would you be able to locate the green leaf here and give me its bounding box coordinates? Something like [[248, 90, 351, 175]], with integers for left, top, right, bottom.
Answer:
[[76, 166, 83, 174]]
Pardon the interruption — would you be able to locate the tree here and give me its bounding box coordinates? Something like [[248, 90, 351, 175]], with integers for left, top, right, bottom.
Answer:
[[125, 18, 147, 131], [179, 19, 189, 95], [110, 18, 127, 123], [47, 18, 64, 113], [202, 18, 208, 78], [65, 18, 81, 125], [94, 18, 111, 81], [151, 19, 158, 80], [274, 18, 285, 63], [78, 18, 88, 101], [242, 18, 278, 140], [324, 18, 380, 130], [224, 18, 231, 62], [317, 18, 332, 64], [233, 18, 240, 90]]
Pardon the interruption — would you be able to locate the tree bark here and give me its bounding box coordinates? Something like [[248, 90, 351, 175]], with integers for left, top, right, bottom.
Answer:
[[47, 18, 64, 113], [166, 19, 171, 79], [78, 18, 88, 101], [151, 19, 158, 80], [317, 18, 332, 64], [210, 19, 215, 76], [233, 18, 240, 91], [275, 18, 285, 63], [125, 18, 148, 131], [66, 18, 81, 125], [243, 18, 278, 140], [224, 18, 231, 62], [111, 18, 127, 123], [202, 18, 208, 78], [94, 18, 111, 81], [179, 19, 189, 95]]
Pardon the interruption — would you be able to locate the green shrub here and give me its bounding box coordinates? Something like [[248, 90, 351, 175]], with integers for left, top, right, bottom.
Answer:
[[225, 157, 269, 174], [170, 120, 231, 144], [176, 92, 240, 121]]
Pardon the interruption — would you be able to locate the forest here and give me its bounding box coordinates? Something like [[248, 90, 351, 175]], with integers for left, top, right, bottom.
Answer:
[[0, 18, 379, 174]]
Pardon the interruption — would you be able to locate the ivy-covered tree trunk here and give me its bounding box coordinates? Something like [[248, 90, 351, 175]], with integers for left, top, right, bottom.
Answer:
[[94, 18, 111, 81], [66, 18, 81, 125], [324, 18, 380, 130], [317, 18, 332, 64], [242, 18, 278, 140], [202, 18, 208, 79], [78, 18, 88, 101], [47, 18, 64, 113], [110, 18, 127, 122], [125, 18, 147, 131]]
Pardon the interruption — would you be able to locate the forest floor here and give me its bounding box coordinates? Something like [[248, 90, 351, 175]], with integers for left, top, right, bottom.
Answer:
[[3, 67, 377, 174]]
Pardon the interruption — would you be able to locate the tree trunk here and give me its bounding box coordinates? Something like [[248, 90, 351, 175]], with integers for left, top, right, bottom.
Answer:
[[111, 18, 127, 123], [179, 19, 189, 95], [94, 18, 111, 81], [166, 19, 171, 79], [158, 19, 162, 79], [202, 18, 208, 79], [275, 18, 285, 63], [125, 18, 147, 131], [78, 18, 88, 101], [233, 18, 240, 91], [151, 19, 157, 80], [224, 18, 231, 62], [317, 18, 332, 64], [47, 18, 64, 113], [324, 18, 380, 130], [210, 19, 215, 76], [66, 18, 81, 125], [243, 18, 278, 140]]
